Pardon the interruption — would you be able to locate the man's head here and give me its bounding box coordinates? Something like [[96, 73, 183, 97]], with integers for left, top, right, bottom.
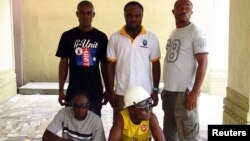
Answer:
[[124, 86, 152, 121], [124, 1, 143, 30], [172, 0, 193, 27], [76, 0, 95, 29], [71, 89, 90, 120]]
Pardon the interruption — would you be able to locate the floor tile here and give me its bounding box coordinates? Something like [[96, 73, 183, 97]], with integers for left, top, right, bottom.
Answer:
[[0, 93, 224, 141]]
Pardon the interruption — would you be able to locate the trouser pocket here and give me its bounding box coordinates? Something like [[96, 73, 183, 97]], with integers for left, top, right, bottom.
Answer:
[[183, 119, 199, 139]]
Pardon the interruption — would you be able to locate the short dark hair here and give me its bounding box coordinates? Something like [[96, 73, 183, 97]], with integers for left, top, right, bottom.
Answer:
[[77, 0, 94, 11], [72, 89, 90, 102], [174, 0, 193, 9], [124, 1, 143, 12]]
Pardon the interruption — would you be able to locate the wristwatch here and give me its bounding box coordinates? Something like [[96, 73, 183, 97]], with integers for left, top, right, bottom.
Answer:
[[152, 87, 159, 94]]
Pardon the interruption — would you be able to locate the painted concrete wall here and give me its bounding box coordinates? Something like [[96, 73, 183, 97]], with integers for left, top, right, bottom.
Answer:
[[13, 0, 24, 87], [223, 0, 250, 124], [22, 0, 172, 82], [21, 0, 226, 94], [228, 0, 250, 98], [0, 0, 17, 103]]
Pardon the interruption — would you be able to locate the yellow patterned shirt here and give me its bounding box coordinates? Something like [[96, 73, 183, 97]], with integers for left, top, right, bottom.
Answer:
[[120, 109, 151, 141]]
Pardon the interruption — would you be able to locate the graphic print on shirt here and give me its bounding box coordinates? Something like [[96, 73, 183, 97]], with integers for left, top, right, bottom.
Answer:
[[63, 127, 92, 141], [198, 38, 206, 49], [140, 39, 148, 48], [166, 39, 181, 63], [140, 124, 148, 132], [74, 39, 98, 67]]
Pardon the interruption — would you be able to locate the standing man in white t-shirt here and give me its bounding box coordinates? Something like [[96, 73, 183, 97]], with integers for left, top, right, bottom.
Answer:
[[162, 0, 208, 141], [107, 1, 161, 119]]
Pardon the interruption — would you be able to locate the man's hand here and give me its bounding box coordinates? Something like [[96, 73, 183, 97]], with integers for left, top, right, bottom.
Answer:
[[109, 91, 118, 108], [151, 92, 159, 107], [58, 92, 66, 106], [102, 91, 109, 105], [185, 90, 199, 111]]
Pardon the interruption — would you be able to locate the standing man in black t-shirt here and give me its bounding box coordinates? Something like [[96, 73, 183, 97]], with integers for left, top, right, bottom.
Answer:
[[55, 0, 109, 117]]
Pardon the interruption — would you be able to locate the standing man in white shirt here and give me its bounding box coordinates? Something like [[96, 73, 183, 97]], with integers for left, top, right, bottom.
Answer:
[[107, 1, 161, 119]]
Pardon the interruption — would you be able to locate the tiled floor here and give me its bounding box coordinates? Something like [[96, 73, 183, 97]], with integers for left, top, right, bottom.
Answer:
[[0, 93, 224, 141]]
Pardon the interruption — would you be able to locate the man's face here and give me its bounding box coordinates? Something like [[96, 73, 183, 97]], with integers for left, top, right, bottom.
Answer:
[[172, 0, 193, 24], [76, 5, 95, 28], [124, 5, 143, 30], [72, 95, 89, 120], [133, 98, 153, 120]]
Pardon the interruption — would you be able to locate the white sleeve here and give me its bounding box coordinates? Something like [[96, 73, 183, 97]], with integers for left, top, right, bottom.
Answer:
[[46, 108, 65, 134], [193, 28, 208, 54], [92, 118, 106, 141], [150, 33, 161, 61], [107, 34, 117, 61]]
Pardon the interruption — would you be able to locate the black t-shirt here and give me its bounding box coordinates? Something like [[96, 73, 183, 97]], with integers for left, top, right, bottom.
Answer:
[[56, 27, 108, 102]]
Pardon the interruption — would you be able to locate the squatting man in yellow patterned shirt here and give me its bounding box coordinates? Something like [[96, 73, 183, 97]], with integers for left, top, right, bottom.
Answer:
[[108, 86, 165, 141]]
